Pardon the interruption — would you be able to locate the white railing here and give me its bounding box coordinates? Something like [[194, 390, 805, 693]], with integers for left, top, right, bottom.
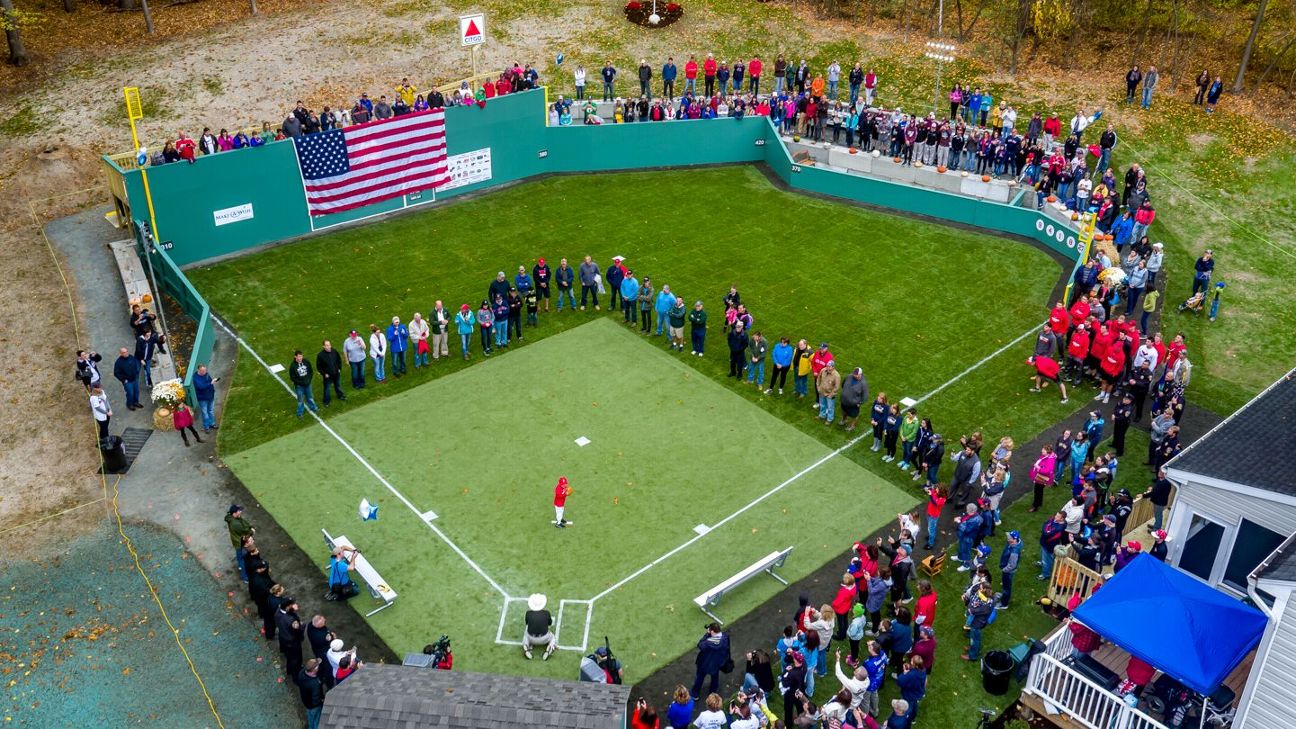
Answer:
[[1025, 627, 1168, 729]]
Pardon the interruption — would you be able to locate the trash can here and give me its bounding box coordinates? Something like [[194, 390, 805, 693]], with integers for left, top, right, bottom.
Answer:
[[100, 435, 128, 473], [981, 650, 1015, 696]]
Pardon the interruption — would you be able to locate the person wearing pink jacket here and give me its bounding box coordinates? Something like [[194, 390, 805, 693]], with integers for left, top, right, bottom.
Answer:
[[1027, 445, 1058, 512]]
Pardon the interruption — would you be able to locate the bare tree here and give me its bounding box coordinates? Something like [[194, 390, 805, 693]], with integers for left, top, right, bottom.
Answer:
[[63, 0, 74, 11], [140, 0, 153, 34], [1233, 0, 1269, 92], [1, 0, 29, 67], [250, 0, 258, 15]]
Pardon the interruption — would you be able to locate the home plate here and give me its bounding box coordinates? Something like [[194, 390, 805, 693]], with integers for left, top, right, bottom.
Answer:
[[269, 364, 286, 374], [693, 524, 711, 536], [574, 436, 591, 447]]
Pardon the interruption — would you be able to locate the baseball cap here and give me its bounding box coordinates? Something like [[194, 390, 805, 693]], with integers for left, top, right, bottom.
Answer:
[[1127, 540, 1143, 551], [1007, 530, 1020, 541], [1153, 529, 1167, 540], [330, 639, 344, 651], [538, 257, 546, 265], [558, 476, 568, 486], [594, 646, 609, 656]]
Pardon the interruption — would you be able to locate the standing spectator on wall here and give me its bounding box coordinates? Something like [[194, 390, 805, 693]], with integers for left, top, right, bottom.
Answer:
[[374, 95, 393, 120], [343, 330, 367, 389], [601, 60, 617, 101], [703, 53, 718, 96], [579, 255, 601, 311], [638, 59, 653, 99], [748, 56, 763, 94], [192, 364, 217, 431], [386, 316, 408, 378], [113, 347, 141, 411], [315, 341, 345, 405], [289, 351, 318, 418], [661, 57, 677, 100], [574, 65, 587, 100], [684, 55, 699, 96]]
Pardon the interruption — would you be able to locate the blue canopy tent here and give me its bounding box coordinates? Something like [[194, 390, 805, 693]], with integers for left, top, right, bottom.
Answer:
[[1072, 554, 1268, 695]]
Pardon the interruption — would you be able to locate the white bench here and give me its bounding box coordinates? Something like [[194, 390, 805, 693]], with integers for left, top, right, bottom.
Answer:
[[108, 240, 177, 383], [694, 546, 794, 624], [322, 529, 398, 616]]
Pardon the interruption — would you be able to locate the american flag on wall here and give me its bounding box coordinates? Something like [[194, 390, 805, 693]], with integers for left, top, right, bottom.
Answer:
[[293, 109, 449, 216]]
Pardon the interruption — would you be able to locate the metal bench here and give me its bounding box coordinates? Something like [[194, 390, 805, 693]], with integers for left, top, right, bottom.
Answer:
[[694, 547, 793, 624], [322, 529, 398, 616], [108, 240, 177, 383]]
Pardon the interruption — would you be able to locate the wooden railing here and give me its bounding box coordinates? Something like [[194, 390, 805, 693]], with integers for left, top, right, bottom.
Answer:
[[1122, 491, 1174, 541], [1046, 551, 1105, 606], [1025, 626, 1168, 729]]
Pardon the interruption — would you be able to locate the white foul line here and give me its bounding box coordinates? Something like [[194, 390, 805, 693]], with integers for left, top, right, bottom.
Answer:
[[211, 315, 510, 599], [587, 321, 1042, 604]]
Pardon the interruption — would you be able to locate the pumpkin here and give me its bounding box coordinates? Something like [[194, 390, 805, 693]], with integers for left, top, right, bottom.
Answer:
[[893, 156, 902, 163], [792, 135, 800, 142], [1071, 212, 1081, 221], [1047, 195, 1058, 203], [982, 175, 991, 183], [849, 147, 858, 154], [936, 165, 947, 173]]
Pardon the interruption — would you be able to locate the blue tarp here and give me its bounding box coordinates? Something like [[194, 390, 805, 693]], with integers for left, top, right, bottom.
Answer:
[[1072, 554, 1268, 695]]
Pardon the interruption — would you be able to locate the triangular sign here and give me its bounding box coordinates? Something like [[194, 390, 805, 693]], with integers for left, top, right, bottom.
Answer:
[[465, 20, 480, 37]]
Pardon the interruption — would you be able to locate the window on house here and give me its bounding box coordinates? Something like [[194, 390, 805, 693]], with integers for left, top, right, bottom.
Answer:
[[1223, 519, 1286, 591], [1179, 513, 1225, 582]]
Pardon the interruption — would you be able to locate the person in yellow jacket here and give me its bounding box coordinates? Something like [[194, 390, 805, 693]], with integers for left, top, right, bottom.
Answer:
[[793, 339, 814, 399], [395, 78, 417, 108], [990, 103, 1004, 135]]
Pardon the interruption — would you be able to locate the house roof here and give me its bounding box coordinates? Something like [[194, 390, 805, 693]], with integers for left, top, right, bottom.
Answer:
[[1256, 534, 1296, 586], [319, 664, 630, 729], [1165, 368, 1296, 499]]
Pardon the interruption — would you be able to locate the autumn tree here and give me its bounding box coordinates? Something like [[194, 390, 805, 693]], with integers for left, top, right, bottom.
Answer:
[[1, 0, 34, 67]]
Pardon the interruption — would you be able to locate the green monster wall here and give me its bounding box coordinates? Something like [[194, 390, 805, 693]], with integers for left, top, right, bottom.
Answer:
[[106, 89, 1081, 381]]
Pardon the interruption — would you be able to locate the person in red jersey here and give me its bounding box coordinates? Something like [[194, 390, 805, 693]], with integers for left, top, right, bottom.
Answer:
[[553, 476, 572, 528]]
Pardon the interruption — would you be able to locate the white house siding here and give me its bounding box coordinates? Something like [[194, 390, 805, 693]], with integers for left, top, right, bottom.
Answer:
[[1173, 480, 1296, 538], [1237, 591, 1296, 729]]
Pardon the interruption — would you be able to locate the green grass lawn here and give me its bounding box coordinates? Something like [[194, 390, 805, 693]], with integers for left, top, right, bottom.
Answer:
[[190, 165, 1064, 462], [223, 319, 916, 678]]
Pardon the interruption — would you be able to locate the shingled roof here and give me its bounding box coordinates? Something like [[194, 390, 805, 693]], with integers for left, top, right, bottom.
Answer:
[[1165, 367, 1296, 500], [319, 664, 630, 729]]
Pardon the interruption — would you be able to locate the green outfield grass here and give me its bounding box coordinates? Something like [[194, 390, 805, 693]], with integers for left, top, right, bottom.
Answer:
[[189, 165, 1064, 463], [224, 319, 916, 677]]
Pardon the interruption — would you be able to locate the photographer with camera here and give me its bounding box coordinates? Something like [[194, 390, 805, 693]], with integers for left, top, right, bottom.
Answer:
[[690, 622, 731, 701], [325, 545, 361, 602], [522, 593, 556, 661], [421, 635, 454, 669]]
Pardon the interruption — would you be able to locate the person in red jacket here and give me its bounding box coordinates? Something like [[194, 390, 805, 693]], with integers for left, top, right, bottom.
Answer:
[[912, 580, 937, 642], [552, 476, 572, 528], [922, 485, 947, 550], [1043, 113, 1061, 143], [683, 55, 699, 95], [1048, 300, 1069, 341], [1065, 324, 1091, 383], [174, 130, 197, 163], [1087, 323, 1115, 378], [703, 53, 718, 96], [1098, 342, 1126, 403], [831, 574, 856, 641], [1030, 354, 1069, 404], [747, 55, 763, 94], [1068, 297, 1090, 330]]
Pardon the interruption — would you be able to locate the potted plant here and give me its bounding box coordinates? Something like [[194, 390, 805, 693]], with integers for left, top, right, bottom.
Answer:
[[150, 378, 186, 430]]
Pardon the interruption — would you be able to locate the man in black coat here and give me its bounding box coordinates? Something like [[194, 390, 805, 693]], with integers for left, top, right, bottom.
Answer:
[[727, 323, 750, 378], [690, 623, 730, 700], [306, 615, 336, 688], [113, 346, 142, 410], [277, 597, 306, 677], [134, 331, 157, 387], [247, 559, 276, 641], [315, 341, 345, 405], [948, 445, 980, 510], [295, 659, 326, 729]]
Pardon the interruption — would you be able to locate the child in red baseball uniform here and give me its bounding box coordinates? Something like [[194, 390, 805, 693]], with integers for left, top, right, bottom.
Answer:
[[553, 476, 572, 528]]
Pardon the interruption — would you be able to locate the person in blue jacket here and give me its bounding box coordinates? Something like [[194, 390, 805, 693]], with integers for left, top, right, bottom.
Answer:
[[661, 57, 678, 100], [386, 316, 409, 377], [955, 504, 980, 566], [767, 337, 793, 394], [895, 655, 928, 723], [620, 271, 641, 324], [1111, 211, 1135, 252], [690, 623, 730, 700], [654, 285, 675, 336], [191, 363, 217, 430], [1082, 411, 1105, 450]]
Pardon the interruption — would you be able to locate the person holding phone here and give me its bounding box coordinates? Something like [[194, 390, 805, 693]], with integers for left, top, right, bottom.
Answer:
[[192, 364, 219, 431]]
